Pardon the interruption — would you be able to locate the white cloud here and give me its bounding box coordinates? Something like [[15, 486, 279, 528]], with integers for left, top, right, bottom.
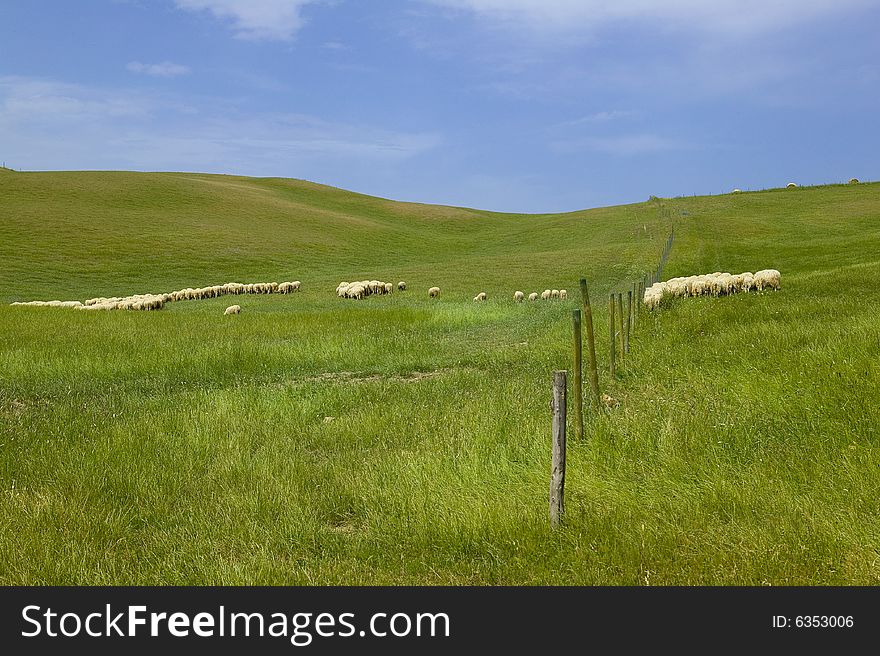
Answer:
[[557, 110, 638, 127], [0, 76, 440, 173], [127, 61, 191, 77], [421, 0, 874, 36], [175, 0, 322, 41]]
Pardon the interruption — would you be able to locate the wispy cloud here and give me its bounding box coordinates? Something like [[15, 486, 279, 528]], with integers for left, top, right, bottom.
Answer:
[[126, 61, 191, 77], [419, 0, 875, 36], [175, 0, 323, 41], [0, 76, 440, 173], [557, 110, 638, 127], [551, 134, 682, 156]]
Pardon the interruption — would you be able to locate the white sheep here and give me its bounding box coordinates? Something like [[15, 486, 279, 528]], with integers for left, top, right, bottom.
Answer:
[[385, 282, 394, 294], [541, 290, 551, 300], [398, 281, 406, 291], [787, 182, 798, 188], [528, 292, 538, 301], [754, 269, 781, 291], [551, 289, 560, 299], [475, 292, 487, 302], [559, 289, 567, 300], [429, 286, 440, 298], [514, 291, 524, 302], [224, 305, 241, 315]]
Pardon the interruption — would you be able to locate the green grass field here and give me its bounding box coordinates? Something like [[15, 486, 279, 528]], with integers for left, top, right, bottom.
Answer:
[[1, 171, 878, 584]]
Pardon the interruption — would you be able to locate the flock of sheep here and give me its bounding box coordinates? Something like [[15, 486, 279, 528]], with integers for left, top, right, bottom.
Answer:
[[10, 280, 301, 312], [11, 271, 782, 316], [470, 289, 570, 303], [643, 269, 781, 310], [336, 280, 404, 299]]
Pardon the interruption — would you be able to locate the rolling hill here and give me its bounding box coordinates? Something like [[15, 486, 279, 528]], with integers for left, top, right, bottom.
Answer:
[[1, 171, 878, 584]]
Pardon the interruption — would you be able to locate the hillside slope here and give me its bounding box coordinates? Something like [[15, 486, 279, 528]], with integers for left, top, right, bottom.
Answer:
[[0, 171, 878, 585]]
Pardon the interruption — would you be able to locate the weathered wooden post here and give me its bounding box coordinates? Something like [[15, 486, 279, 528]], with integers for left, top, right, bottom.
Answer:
[[617, 293, 626, 365], [608, 293, 616, 377], [572, 309, 583, 441], [550, 370, 567, 527], [632, 281, 639, 326], [578, 278, 601, 410], [625, 290, 632, 353]]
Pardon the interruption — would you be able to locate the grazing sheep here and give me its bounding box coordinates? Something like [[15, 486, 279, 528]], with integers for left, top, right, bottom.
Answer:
[[559, 289, 567, 300], [754, 269, 781, 291], [732, 188, 742, 193], [786, 182, 798, 188], [528, 292, 538, 302], [643, 268, 781, 310], [541, 290, 551, 300], [551, 289, 560, 299], [475, 292, 487, 301], [429, 286, 440, 298], [849, 178, 860, 184], [279, 281, 298, 293], [514, 291, 525, 302], [336, 279, 395, 299], [398, 281, 406, 291], [224, 305, 241, 315]]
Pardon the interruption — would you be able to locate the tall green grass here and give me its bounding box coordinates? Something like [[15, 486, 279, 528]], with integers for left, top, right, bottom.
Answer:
[[1, 172, 878, 584]]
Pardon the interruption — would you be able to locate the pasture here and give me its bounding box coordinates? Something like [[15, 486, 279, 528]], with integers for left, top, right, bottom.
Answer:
[[1, 171, 878, 584]]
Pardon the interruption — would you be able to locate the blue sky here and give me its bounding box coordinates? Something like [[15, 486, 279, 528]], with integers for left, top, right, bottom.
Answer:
[[1, 0, 878, 212]]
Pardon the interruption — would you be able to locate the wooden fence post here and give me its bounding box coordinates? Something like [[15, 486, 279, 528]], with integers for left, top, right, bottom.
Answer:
[[572, 309, 583, 441], [608, 293, 616, 378], [632, 281, 639, 326], [578, 278, 601, 410], [617, 293, 626, 365], [625, 290, 632, 353], [550, 370, 567, 528]]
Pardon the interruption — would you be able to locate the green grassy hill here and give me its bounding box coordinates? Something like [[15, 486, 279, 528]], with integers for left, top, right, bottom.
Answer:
[[1, 171, 878, 584]]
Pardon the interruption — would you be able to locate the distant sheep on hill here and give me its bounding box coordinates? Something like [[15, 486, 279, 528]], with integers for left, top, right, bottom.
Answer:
[[541, 290, 551, 300], [11, 278, 303, 312], [336, 280, 395, 300], [398, 281, 406, 291], [528, 292, 538, 302], [849, 178, 860, 184], [473, 292, 487, 302], [429, 286, 441, 298], [224, 305, 241, 315], [786, 182, 798, 188], [514, 291, 524, 302]]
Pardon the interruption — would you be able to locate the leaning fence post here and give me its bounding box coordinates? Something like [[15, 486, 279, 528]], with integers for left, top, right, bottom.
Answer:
[[572, 309, 583, 441], [550, 370, 567, 528], [608, 293, 616, 378], [578, 278, 601, 410], [617, 293, 626, 365]]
